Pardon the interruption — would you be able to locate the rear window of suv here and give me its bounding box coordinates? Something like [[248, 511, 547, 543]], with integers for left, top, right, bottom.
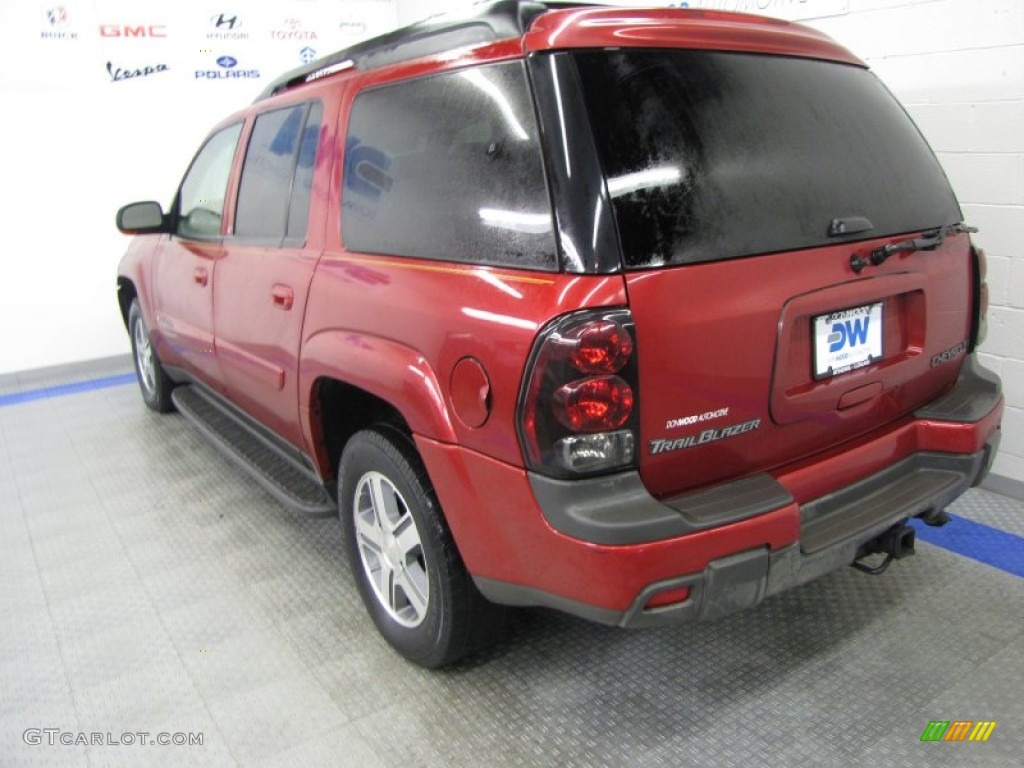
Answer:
[[573, 50, 962, 269], [342, 61, 557, 270]]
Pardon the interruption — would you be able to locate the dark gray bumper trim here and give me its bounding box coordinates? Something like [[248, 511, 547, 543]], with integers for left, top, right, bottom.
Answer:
[[528, 471, 793, 546], [915, 354, 1002, 423], [799, 450, 987, 555], [489, 439, 998, 628]]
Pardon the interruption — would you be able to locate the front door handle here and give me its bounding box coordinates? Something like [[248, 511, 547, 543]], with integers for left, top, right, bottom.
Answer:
[[193, 267, 209, 286], [271, 284, 294, 311]]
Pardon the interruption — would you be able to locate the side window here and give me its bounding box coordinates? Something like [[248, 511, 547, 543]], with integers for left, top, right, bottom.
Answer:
[[288, 103, 323, 241], [342, 61, 556, 270], [176, 123, 242, 239], [235, 102, 323, 243]]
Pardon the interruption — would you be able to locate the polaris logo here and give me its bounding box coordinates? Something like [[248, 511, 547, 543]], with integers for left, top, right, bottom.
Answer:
[[196, 55, 258, 79]]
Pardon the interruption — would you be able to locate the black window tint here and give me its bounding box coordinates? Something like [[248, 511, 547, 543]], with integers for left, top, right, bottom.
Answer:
[[287, 102, 323, 241], [177, 122, 242, 239], [573, 51, 961, 269], [235, 105, 306, 239], [342, 61, 556, 270]]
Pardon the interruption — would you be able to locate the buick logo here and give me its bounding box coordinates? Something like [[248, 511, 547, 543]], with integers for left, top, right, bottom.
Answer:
[[45, 6, 68, 26], [216, 56, 238, 68]]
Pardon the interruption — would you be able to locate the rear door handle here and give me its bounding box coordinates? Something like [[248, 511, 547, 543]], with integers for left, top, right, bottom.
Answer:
[[193, 267, 208, 286], [271, 284, 294, 311]]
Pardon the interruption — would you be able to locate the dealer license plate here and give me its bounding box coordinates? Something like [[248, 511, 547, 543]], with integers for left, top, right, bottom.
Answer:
[[813, 302, 884, 379]]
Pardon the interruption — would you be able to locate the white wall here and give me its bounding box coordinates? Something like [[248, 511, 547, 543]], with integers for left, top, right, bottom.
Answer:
[[1, 0, 1020, 481], [0, 0, 398, 372]]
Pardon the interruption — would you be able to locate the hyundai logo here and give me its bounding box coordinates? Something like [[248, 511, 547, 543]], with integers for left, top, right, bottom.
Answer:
[[216, 56, 237, 68]]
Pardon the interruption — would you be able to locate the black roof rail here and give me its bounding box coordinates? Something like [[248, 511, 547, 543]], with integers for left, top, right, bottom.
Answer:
[[255, 0, 569, 102]]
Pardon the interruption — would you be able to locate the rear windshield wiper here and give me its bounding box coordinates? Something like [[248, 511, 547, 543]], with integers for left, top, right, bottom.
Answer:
[[868, 222, 978, 267]]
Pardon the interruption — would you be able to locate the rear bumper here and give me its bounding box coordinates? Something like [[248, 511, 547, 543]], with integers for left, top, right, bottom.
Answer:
[[417, 355, 1003, 628]]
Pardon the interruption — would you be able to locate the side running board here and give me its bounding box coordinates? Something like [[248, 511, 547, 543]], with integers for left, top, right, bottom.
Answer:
[[171, 385, 335, 516]]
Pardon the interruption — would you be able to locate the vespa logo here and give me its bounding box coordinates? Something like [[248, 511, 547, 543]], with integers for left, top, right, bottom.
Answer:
[[828, 316, 870, 353], [100, 24, 168, 38], [107, 61, 169, 82]]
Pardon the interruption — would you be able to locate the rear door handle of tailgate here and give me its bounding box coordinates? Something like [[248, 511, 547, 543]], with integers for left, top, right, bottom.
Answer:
[[271, 284, 294, 310]]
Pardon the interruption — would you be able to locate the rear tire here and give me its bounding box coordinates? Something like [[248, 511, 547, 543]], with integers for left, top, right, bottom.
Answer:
[[128, 300, 174, 413], [338, 427, 505, 667]]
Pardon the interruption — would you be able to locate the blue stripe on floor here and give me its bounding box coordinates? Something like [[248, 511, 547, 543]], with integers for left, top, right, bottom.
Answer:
[[0, 373, 136, 407], [910, 514, 1024, 578]]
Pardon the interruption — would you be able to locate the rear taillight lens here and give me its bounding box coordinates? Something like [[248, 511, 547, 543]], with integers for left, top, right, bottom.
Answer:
[[971, 245, 988, 349], [553, 376, 634, 431], [518, 309, 639, 477], [567, 320, 634, 374]]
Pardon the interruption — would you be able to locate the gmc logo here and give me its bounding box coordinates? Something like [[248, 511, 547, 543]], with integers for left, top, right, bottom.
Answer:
[[100, 24, 167, 38]]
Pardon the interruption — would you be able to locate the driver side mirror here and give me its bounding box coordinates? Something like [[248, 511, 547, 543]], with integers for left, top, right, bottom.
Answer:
[[116, 201, 168, 234]]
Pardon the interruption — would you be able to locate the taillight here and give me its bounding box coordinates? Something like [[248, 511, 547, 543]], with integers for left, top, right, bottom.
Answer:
[[553, 376, 634, 431], [567, 320, 633, 373], [518, 309, 639, 477], [970, 245, 988, 349]]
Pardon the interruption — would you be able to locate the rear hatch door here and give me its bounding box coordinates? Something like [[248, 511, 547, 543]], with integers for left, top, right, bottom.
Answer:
[[571, 48, 971, 498]]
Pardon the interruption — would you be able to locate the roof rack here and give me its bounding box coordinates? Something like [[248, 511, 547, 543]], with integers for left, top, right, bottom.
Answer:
[[255, 0, 590, 102]]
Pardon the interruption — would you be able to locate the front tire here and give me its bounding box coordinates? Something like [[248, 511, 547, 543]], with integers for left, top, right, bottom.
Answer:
[[128, 299, 174, 413], [338, 427, 504, 667]]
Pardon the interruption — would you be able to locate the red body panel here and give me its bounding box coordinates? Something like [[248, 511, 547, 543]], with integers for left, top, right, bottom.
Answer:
[[627, 233, 973, 498], [299, 253, 628, 466]]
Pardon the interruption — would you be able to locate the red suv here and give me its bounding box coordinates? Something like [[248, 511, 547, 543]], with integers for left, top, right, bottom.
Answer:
[[116, 2, 1004, 666]]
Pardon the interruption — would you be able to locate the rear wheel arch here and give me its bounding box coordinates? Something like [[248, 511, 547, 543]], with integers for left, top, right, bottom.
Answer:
[[299, 330, 459, 484], [310, 377, 412, 492]]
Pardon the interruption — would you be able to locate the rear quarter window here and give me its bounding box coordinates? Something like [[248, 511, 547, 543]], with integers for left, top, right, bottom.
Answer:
[[341, 60, 557, 271], [573, 50, 962, 268]]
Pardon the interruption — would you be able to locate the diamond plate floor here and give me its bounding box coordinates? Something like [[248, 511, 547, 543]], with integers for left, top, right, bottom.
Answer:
[[1, 359, 1021, 767]]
